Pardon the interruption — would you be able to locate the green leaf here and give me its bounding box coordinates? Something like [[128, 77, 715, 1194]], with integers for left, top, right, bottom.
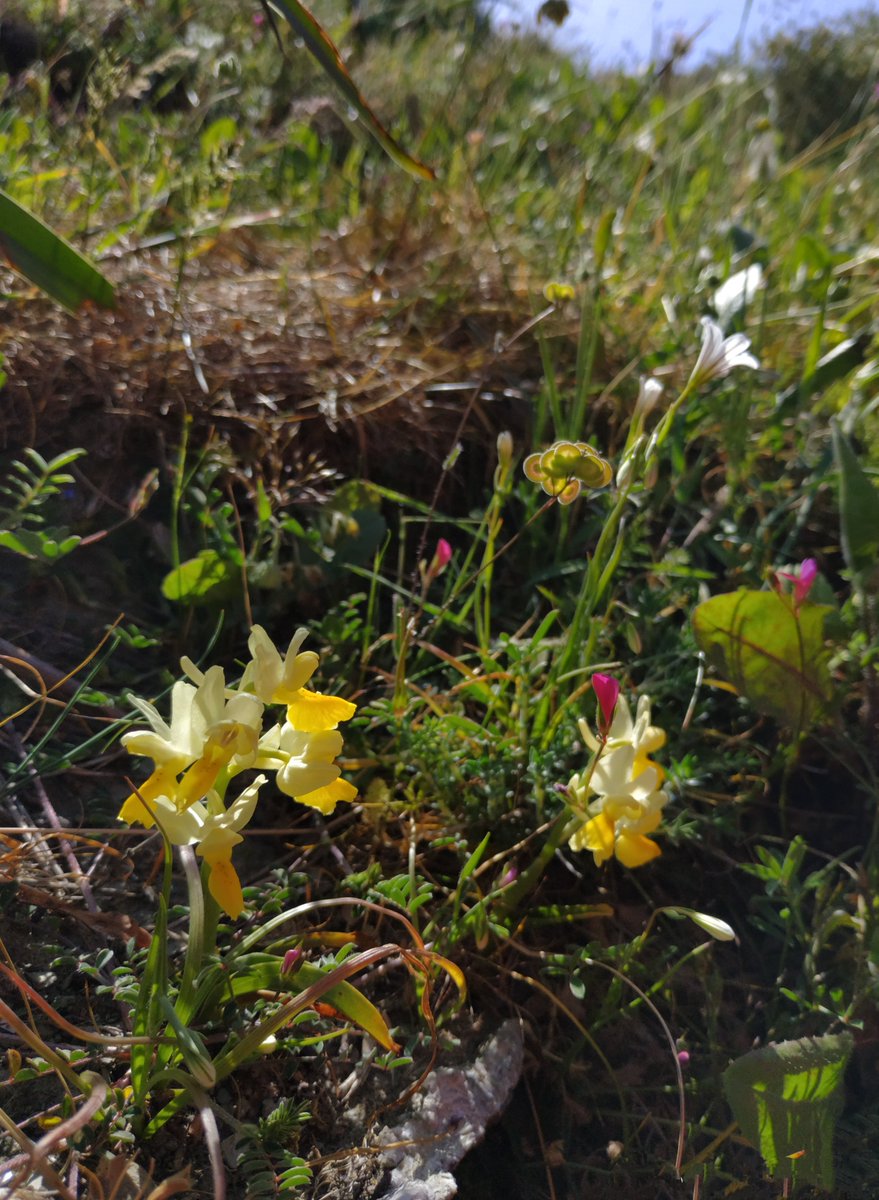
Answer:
[[288, 962, 397, 1051], [265, 0, 434, 180], [692, 589, 834, 736], [198, 955, 397, 1052], [0, 528, 81, 561], [0, 189, 116, 312], [459, 832, 491, 886], [775, 334, 871, 416], [158, 996, 217, 1089], [723, 1033, 853, 1191], [161, 550, 238, 604], [592, 207, 615, 274], [131, 894, 169, 1108], [831, 419, 879, 579], [200, 116, 238, 158]]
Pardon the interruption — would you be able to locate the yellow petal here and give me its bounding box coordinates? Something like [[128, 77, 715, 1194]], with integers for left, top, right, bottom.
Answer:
[[633, 750, 665, 783], [206, 857, 244, 919], [286, 689, 356, 732], [175, 742, 232, 810], [295, 777, 358, 814], [118, 767, 176, 826], [118, 792, 157, 827], [615, 833, 661, 869], [583, 812, 615, 864]]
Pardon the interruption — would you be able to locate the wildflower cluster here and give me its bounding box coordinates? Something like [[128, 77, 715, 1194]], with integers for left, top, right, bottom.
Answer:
[[119, 626, 357, 918], [566, 685, 668, 869]]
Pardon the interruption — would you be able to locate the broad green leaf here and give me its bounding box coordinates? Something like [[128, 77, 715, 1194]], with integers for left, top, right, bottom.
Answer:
[[0, 189, 116, 311], [723, 1033, 853, 1191], [831, 419, 879, 579], [265, 0, 434, 180], [198, 955, 397, 1051], [161, 550, 239, 604], [288, 962, 397, 1050], [692, 589, 834, 736]]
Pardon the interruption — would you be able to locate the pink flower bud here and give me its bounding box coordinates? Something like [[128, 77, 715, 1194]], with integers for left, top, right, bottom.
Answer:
[[281, 948, 302, 975], [434, 538, 452, 570], [499, 866, 518, 888], [677, 1050, 690, 1067], [591, 673, 620, 735], [423, 538, 453, 586]]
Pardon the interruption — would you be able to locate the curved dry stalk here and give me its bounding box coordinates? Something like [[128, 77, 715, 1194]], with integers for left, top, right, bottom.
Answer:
[[0, 1077, 107, 1199], [0, 962, 157, 1050], [0, 617, 122, 732], [581, 956, 687, 1177]]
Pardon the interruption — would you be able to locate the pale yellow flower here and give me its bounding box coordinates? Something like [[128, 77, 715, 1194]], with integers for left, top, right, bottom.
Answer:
[[568, 693, 668, 868], [244, 625, 356, 731], [256, 724, 357, 814], [578, 693, 666, 781], [147, 776, 266, 919], [119, 666, 263, 823]]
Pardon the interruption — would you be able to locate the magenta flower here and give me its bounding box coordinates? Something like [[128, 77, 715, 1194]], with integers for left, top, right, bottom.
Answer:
[[777, 558, 818, 608], [281, 947, 303, 975], [591, 673, 620, 735], [433, 538, 452, 572], [423, 537, 453, 587]]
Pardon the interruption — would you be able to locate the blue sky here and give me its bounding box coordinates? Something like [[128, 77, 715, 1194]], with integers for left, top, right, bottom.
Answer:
[[509, 0, 878, 66]]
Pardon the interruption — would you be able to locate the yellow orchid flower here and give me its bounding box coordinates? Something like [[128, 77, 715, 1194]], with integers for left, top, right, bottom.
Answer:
[[578, 693, 666, 782], [567, 694, 668, 869], [243, 625, 356, 731], [144, 777, 266, 919], [256, 724, 357, 814], [119, 665, 263, 822], [244, 625, 320, 704]]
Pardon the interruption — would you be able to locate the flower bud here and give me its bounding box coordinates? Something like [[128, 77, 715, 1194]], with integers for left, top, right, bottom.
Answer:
[[591, 673, 620, 735], [633, 377, 663, 420], [282, 947, 303, 975]]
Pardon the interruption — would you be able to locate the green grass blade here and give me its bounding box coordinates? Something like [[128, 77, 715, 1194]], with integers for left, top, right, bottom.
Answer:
[[0, 190, 116, 311], [265, 0, 435, 180]]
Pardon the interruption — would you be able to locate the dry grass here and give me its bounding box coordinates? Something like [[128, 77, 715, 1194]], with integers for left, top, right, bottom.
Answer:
[[1, 222, 545, 508]]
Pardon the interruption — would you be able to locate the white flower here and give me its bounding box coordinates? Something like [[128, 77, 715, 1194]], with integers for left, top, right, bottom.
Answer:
[[633, 377, 664, 420], [684, 910, 736, 941], [713, 265, 764, 325], [689, 317, 759, 390]]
